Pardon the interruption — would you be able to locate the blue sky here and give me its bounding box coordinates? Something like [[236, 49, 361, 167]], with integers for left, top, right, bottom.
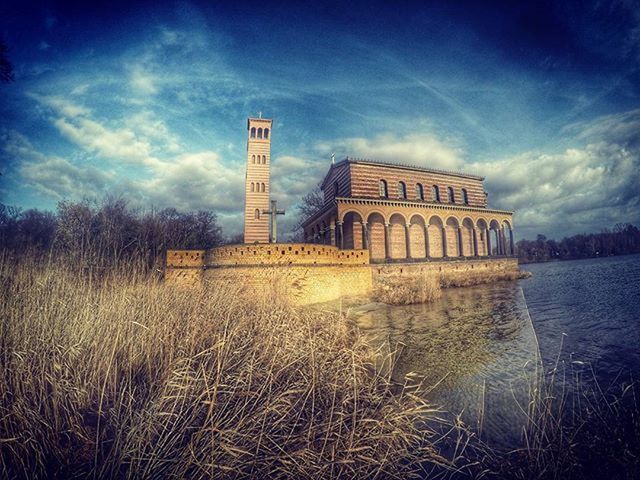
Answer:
[[1, 0, 639, 240]]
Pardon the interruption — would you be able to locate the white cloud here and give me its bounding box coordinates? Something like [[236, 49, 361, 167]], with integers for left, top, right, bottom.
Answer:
[[316, 132, 465, 171], [129, 66, 158, 95]]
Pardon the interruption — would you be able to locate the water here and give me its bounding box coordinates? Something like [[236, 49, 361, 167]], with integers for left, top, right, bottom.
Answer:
[[335, 254, 640, 447]]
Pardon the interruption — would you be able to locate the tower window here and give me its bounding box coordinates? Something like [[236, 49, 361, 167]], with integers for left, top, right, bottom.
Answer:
[[462, 188, 469, 204], [447, 187, 455, 203], [398, 181, 407, 199], [262, 155, 266, 164], [257, 128, 263, 139], [261, 183, 266, 192], [416, 183, 424, 200], [432, 185, 440, 202], [264, 128, 269, 139], [379, 179, 388, 198], [250, 127, 256, 138], [252, 154, 255, 163], [251, 182, 254, 192], [254, 209, 260, 219]]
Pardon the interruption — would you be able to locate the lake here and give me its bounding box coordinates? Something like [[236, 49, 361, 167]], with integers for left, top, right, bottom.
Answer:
[[338, 253, 640, 447]]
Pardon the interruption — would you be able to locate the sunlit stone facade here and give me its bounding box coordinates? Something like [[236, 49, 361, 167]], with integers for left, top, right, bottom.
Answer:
[[301, 158, 515, 262]]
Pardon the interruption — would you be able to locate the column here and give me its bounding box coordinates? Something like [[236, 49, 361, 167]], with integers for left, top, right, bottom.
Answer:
[[405, 224, 412, 259], [442, 226, 448, 258], [329, 221, 336, 246], [362, 222, 369, 250], [486, 228, 491, 256], [424, 225, 430, 259], [509, 228, 515, 256], [472, 228, 479, 257], [384, 223, 391, 260], [337, 221, 344, 250], [457, 227, 464, 257], [499, 229, 505, 255]]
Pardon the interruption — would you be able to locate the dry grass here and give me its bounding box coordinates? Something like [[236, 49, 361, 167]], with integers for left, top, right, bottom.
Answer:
[[439, 269, 531, 289], [0, 252, 456, 479], [374, 272, 442, 305]]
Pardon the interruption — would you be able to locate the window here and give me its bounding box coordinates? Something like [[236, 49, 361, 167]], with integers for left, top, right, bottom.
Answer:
[[254, 209, 260, 219], [462, 188, 469, 205], [257, 128, 263, 139], [398, 181, 407, 199], [415, 183, 424, 200], [261, 183, 266, 192], [432, 185, 440, 202], [264, 128, 269, 139], [251, 182, 254, 192], [251, 154, 255, 163], [379, 179, 388, 197], [250, 127, 256, 138], [447, 187, 455, 203], [262, 155, 266, 164]]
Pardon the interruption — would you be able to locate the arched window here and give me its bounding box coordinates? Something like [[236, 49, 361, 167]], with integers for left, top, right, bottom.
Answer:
[[251, 182, 254, 192], [379, 179, 388, 197], [250, 127, 256, 138], [257, 128, 263, 139], [415, 183, 424, 200], [447, 187, 455, 203], [251, 154, 255, 163], [264, 128, 269, 139], [262, 155, 266, 164], [254, 209, 260, 219], [432, 185, 440, 202], [462, 188, 469, 204], [398, 181, 407, 199], [261, 182, 266, 192]]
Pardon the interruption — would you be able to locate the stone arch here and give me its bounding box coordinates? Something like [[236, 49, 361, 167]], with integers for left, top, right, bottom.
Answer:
[[427, 215, 444, 258], [389, 213, 407, 259], [445, 216, 461, 257], [342, 211, 364, 249], [461, 217, 475, 256], [476, 218, 489, 256], [367, 212, 386, 260], [489, 219, 502, 255], [409, 214, 426, 259]]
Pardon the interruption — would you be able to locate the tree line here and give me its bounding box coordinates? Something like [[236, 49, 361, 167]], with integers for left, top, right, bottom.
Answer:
[[0, 199, 223, 270], [516, 223, 640, 263]]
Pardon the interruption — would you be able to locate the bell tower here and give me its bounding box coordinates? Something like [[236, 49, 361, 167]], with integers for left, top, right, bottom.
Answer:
[[243, 116, 272, 243]]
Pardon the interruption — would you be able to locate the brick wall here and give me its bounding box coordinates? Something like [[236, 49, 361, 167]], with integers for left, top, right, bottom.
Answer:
[[205, 243, 369, 266]]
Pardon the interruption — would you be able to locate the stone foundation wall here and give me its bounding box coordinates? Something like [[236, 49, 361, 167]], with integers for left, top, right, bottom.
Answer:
[[165, 245, 519, 305]]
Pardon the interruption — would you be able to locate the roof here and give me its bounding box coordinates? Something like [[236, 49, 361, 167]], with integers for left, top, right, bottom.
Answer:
[[320, 156, 484, 188]]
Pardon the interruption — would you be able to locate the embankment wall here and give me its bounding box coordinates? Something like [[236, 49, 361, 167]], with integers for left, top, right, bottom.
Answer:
[[165, 244, 519, 305]]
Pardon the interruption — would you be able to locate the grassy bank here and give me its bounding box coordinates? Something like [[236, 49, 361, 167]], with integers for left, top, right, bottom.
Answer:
[[375, 269, 531, 305], [0, 253, 450, 479]]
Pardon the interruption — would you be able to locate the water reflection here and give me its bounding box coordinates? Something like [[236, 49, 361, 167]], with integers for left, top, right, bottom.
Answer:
[[332, 282, 541, 447]]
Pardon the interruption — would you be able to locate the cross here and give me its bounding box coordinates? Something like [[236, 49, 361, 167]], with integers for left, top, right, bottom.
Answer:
[[258, 111, 262, 119], [262, 199, 285, 243]]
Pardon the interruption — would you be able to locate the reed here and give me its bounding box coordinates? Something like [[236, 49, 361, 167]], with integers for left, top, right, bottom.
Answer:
[[439, 269, 531, 289], [0, 252, 453, 479], [373, 272, 442, 305]]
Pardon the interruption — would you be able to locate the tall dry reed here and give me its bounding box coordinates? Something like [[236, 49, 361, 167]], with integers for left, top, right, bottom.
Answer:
[[0, 252, 452, 479], [374, 272, 442, 305]]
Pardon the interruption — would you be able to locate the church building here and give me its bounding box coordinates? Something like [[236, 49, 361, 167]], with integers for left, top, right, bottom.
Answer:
[[300, 157, 515, 262]]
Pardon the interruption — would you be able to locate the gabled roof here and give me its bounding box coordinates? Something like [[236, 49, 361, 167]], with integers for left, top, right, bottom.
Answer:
[[320, 156, 484, 189]]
